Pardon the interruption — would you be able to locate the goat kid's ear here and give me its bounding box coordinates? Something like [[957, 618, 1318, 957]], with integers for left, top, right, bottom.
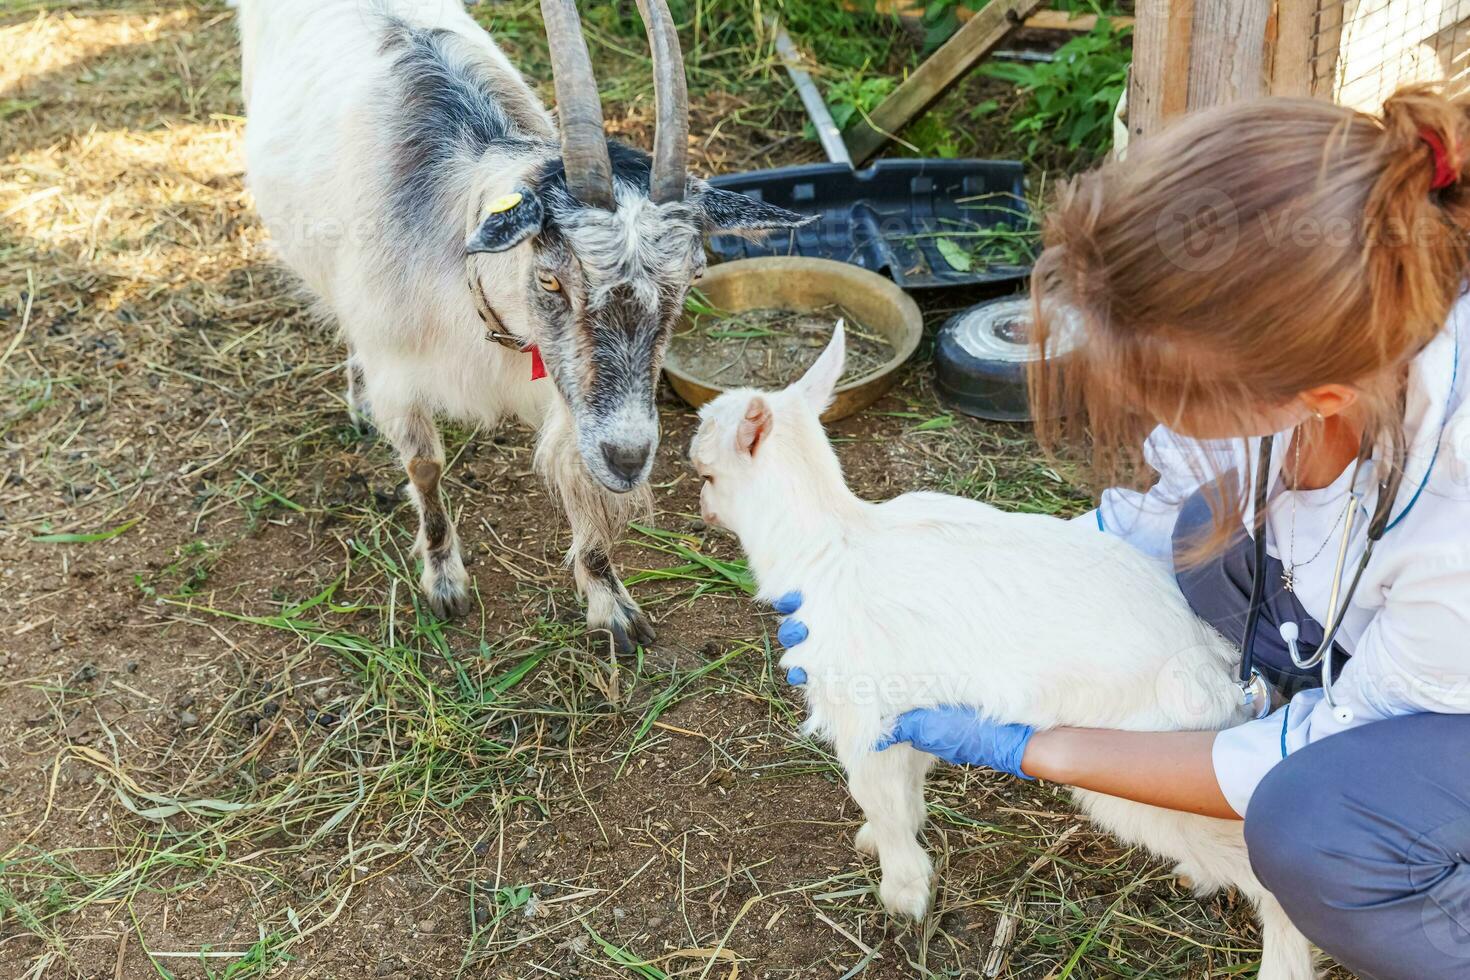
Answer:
[[735, 396, 773, 457], [792, 320, 847, 414], [465, 188, 544, 254], [690, 180, 815, 234]]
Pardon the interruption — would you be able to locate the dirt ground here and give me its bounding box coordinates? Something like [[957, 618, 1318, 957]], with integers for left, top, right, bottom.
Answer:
[[0, 4, 1352, 979]]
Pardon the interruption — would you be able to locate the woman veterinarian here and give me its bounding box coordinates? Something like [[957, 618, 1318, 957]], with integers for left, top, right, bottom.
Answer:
[[778, 86, 1470, 979]]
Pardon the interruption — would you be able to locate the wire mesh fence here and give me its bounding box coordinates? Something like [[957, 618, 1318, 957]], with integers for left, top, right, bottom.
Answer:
[[1307, 0, 1470, 108]]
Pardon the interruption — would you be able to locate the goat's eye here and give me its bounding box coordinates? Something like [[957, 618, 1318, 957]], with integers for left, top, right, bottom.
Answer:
[[537, 273, 561, 292]]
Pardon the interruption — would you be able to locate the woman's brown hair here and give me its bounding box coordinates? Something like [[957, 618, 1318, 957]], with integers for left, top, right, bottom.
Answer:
[[1030, 84, 1470, 556]]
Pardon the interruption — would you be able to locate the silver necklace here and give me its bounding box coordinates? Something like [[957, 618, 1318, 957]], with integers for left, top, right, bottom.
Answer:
[[1283, 426, 1348, 593]]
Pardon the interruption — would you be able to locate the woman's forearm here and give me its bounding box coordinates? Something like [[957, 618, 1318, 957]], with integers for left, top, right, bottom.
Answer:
[[1020, 728, 1240, 820]]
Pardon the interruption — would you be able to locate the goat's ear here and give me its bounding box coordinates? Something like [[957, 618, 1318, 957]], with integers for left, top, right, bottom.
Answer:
[[465, 188, 544, 254], [792, 320, 846, 414], [690, 180, 815, 233], [735, 396, 773, 457]]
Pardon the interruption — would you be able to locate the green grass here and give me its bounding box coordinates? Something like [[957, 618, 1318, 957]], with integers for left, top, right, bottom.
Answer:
[[202, 934, 292, 979], [30, 517, 139, 544], [623, 524, 756, 598]]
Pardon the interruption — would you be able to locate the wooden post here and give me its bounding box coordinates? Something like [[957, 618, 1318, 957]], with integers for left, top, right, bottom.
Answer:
[[843, 0, 1045, 164], [1127, 0, 1195, 141], [1268, 0, 1317, 97], [1190, 0, 1272, 107], [1128, 0, 1273, 142]]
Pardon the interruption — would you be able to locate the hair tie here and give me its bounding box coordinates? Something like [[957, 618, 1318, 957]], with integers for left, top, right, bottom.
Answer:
[[1420, 127, 1458, 190]]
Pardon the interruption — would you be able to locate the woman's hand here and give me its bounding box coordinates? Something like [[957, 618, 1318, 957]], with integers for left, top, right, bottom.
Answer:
[[876, 707, 1035, 779], [771, 591, 810, 685]]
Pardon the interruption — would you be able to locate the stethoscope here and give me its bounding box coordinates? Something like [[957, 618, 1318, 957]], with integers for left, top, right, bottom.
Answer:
[[1237, 428, 1406, 723]]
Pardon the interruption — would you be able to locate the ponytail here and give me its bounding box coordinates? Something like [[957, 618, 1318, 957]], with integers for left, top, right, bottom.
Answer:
[[1366, 86, 1470, 349]]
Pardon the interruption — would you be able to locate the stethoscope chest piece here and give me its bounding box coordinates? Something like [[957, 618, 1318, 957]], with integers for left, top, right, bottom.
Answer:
[[1241, 668, 1273, 720]]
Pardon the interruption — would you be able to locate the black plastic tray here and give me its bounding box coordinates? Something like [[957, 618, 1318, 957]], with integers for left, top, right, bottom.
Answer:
[[707, 159, 1031, 290]]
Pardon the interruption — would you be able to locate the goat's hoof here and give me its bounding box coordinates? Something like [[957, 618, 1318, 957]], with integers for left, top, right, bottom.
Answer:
[[421, 557, 471, 619], [879, 874, 932, 920], [605, 618, 644, 656], [425, 582, 471, 619], [622, 604, 657, 647], [588, 602, 658, 655], [597, 605, 655, 655], [854, 823, 879, 856]]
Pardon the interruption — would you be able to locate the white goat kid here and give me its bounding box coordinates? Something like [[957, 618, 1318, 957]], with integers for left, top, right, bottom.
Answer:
[[238, 0, 807, 648], [691, 325, 1317, 980]]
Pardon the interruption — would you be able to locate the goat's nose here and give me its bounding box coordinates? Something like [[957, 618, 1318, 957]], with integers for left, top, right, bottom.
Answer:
[[601, 441, 651, 484]]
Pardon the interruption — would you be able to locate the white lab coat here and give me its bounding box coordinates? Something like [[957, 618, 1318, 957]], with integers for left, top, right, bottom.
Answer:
[[1097, 295, 1470, 816]]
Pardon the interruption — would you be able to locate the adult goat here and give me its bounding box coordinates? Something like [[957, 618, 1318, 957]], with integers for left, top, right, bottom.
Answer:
[[237, 0, 807, 649]]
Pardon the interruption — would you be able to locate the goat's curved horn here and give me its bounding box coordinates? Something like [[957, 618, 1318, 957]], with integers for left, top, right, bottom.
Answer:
[[540, 0, 615, 210], [636, 0, 688, 203]]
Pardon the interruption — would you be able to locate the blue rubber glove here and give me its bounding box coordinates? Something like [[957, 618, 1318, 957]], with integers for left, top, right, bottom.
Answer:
[[876, 706, 1036, 780], [772, 591, 808, 685]]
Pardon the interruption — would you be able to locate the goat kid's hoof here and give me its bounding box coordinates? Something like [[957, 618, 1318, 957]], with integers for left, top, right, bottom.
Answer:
[[345, 394, 375, 439], [854, 823, 879, 857], [878, 873, 932, 920], [350, 414, 376, 440]]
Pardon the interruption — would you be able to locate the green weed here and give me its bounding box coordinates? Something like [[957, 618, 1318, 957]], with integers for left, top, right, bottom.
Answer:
[[821, 73, 897, 135], [981, 16, 1131, 162]]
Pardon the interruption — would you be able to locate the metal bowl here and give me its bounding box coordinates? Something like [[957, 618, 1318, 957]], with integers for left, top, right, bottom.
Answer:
[[663, 257, 924, 422]]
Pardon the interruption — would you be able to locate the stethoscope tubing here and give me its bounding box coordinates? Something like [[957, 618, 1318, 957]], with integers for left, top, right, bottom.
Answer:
[[1238, 427, 1405, 723], [1238, 438, 1276, 718]]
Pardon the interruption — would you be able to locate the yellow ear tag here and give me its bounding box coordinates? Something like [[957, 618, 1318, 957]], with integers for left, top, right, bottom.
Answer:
[[485, 192, 523, 216]]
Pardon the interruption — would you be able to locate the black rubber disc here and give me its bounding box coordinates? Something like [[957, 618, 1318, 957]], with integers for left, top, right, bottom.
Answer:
[[933, 295, 1078, 421]]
